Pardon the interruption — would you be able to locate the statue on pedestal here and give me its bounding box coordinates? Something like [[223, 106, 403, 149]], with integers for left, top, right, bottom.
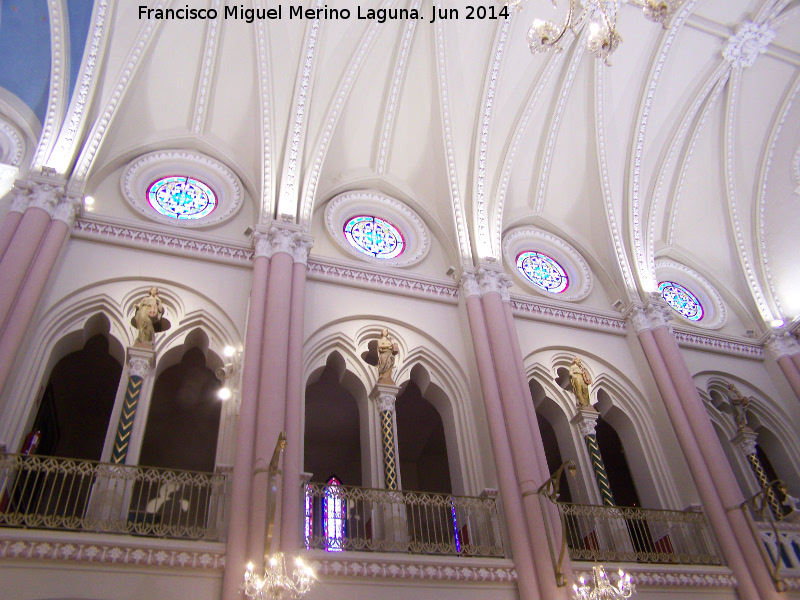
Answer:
[[728, 383, 752, 432], [377, 328, 399, 384], [569, 357, 593, 409], [131, 287, 171, 345]]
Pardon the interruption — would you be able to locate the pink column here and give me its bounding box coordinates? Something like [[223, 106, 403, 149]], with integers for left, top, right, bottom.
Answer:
[[777, 356, 800, 401], [0, 206, 53, 337], [791, 348, 800, 375], [248, 230, 295, 564], [280, 238, 311, 553], [0, 209, 71, 395], [0, 207, 24, 262], [650, 320, 780, 600], [480, 279, 567, 600], [463, 289, 542, 600], [221, 249, 270, 600], [633, 319, 761, 600]]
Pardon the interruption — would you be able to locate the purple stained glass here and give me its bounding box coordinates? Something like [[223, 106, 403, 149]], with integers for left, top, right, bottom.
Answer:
[[147, 176, 217, 220], [516, 251, 569, 293], [344, 215, 405, 259], [659, 281, 704, 321], [323, 477, 345, 552]]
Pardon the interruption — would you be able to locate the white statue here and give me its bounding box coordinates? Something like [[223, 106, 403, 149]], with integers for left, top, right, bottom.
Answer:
[[376, 328, 399, 384]]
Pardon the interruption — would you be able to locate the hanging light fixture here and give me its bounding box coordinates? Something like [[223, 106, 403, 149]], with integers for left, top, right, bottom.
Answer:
[[573, 565, 635, 599], [243, 554, 316, 600], [506, 0, 681, 65], [243, 434, 316, 600]]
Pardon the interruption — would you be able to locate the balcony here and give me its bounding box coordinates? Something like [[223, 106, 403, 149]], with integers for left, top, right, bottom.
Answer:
[[302, 482, 505, 558], [0, 453, 228, 542]]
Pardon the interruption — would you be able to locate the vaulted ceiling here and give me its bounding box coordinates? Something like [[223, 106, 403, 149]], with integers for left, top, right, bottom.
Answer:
[[1, 0, 799, 334]]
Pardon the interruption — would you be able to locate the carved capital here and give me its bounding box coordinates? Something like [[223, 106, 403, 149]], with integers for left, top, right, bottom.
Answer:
[[291, 234, 314, 265], [458, 271, 481, 299], [571, 409, 599, 437], [127, 346, 155, 379], [268, 225, 296, 256], [627, 307, 651, 333], [253, 230, 271, 258], [26, 182, 63, 216], [8, 185, 30, 213], [477, 266, 506, 297], [645, 300, 673, 331], [370, 382, 400, 413], [52, 198, 80, 226], [765, 332, 800, 360], [732, 430, 759, 457]]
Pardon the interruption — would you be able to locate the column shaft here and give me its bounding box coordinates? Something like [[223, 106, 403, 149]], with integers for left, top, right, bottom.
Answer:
[[379, 409, 399, 490], [791, 351, 800, 376], [745, 452, 784, 519], [279, 260, 308, 553], [248, 251, 293, 563], [221, 255, 269, 600], [0, 207, 52, 337], [0, 218, 69, 394], [584, 434, 614, 507], [0, 210, 23, 260], [777, 355, 800, 401], [481, 291, 567, 600], [636, 327, 762, 600], [463, 295, 542, 600]]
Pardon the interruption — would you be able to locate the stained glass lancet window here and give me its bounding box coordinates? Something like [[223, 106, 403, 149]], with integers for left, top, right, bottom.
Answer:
[[323, 476, 345, 552], [343, 215, 405, 259], [516, 251, 569, 293], [659, 281, 704, 321], [147, 176, 217, 220]]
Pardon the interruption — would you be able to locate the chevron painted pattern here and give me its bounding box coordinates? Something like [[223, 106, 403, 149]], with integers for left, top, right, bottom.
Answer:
[[380, 410, 398, 490], [585, 434, 615, 507], [110, 375, 143, 464], [746, 452, 785, 519]]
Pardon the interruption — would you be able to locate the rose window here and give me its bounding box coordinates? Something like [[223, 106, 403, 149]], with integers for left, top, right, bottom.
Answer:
[[343, 215, 405, 259], [516, 251, 569, 293], [659, 281, 704, 321], [147, 176, 217, 220]]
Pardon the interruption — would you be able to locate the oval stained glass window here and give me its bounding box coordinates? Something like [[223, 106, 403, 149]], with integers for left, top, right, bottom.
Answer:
[[343, 215, 405, 259], [516, 251, 569, 293], [147, 176, 217, 220], [659, 281, 704, 321]]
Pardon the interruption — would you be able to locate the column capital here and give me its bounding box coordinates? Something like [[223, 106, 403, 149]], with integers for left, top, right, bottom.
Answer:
[[477, 264, 510, 299], [127, 346, 155, 379], [52, 197, 81, 226], [8, 184, 30, 214], [626, 306, 652, 333], [458, 270, 481, 299], [24, 180, 66, 216], [370, 382, 400, 413], [571, 408, 600, 437], [765, 331, 800, 360], [644, 296, 673, 331], [291, 234, 314, 265], [731, 429, 759, 457]]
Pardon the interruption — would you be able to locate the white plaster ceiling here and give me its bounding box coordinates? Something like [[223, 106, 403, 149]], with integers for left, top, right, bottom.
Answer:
[[5, 0, 800, 332]]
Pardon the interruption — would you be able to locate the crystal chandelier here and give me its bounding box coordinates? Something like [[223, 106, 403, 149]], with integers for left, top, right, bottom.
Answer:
[[243, 553, 316, 600], [573, 565, 635, 599], [506, 0, 681, 65]]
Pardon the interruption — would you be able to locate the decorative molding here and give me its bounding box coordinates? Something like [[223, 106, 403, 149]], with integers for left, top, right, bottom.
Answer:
[[308, 557, 516, 583], [376, 0, 420, 175], [673, 329, 764, 359], [458, 271, 481, 299], [300, 1, 392, 227], [31, 0, 67, 171], [120, 149, 244, 228], [324, 190, 430, 267], [73, 217, 255, 265], [70, 1, 170, 188], [593, 60, 637, 297], [597, 568, 736, 588], [794, 145, 800, 195], [0, 536, 225, 570], [510, 298, 627, 334], [722, 21, 776, 68], [0, 118, 25, 166], [630, 1, 700, 287], [254, 0, 274, 220], [49, 0, 110, 171], [191, 0, 222, 135], [434, 18, 472, 263], [503, 227, 593, 301], [765, 331, 800, 359], [473, 19, 510, 258]]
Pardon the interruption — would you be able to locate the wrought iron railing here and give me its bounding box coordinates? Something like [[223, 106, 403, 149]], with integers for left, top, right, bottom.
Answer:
[[0, 453, 229, 541], [303, 482, 505, 557], [557, 502, 721, 565]]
